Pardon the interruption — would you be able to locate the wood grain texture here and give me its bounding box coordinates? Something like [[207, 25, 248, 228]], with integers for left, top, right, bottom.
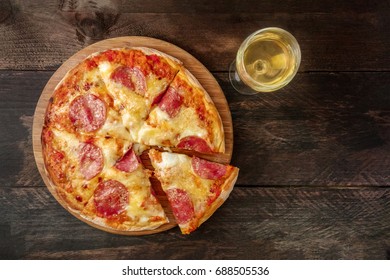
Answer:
[[0, 71, 49, 188], [0, 186, 389, 259], [225, 72, 390, 186], [0, 0, 389, 71]]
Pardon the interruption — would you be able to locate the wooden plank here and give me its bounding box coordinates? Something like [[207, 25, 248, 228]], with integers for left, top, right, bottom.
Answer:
[[223, 72, 390, 186], [10, 0, 387, 14], [0, 0, 389, 71], [119, 0, 388, 14], [0, 71, 49, 188], [1, 70, 390, 186], [0, 186, 389, 259]]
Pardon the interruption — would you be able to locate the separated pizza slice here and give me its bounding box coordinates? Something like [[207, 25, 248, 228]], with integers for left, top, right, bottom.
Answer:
[[81, 153, 168, 232], [149, 149, 239, 234], [45, 55, 131, 141], [139, 67, 225, 153], [93, 48, 181, 140]]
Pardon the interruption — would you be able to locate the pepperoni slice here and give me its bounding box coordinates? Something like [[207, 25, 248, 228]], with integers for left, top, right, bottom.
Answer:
[[69, 94, 107, 132], [191, 156, 227, 180], [111, 66, 146, 95], [158, 87, 183, 118], [94, 180, 128, 218], [114, 148, 140, 173], [79, 143, 103, 180], [177, 136, 213, 153], [166, 188, 194, 224]]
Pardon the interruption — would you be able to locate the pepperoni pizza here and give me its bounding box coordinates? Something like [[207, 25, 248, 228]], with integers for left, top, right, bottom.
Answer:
[[41, 47, 239, 234]]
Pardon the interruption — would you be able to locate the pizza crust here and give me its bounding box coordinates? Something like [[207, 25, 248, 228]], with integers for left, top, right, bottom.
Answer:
[[80, 211, 169, 232], [132, 46, 183, 69]]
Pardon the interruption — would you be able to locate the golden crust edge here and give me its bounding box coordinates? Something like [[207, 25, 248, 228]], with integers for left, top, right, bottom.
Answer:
[[79, 212, 169, 232], [87, 46, 183, 72]]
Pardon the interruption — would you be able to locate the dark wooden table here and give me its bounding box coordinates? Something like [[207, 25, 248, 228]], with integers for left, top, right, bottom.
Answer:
[[1, 0, 389, 260]]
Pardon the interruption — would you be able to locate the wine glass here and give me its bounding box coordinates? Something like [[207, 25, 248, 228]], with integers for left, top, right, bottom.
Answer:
[[229, 27, 301, 95]]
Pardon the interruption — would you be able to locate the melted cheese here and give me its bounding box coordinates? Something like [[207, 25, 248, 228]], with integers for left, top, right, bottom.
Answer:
[[82, 66, 102, 84], [145, 77, 168, 101], [150, 151, 214, 215], [177, 108, 208, 138], [119, 93, 148, 141], [51, 128, 99, 206], [155, 152, 187, 169], [138, 106, 208, 146], [52, 129, 81, 168], [98, 61, 150, 141], [96, 137, 131, 169], [98, 110, 131, 141], [102, 166, 165, 222], [99, 61, 111, 76], [52, 128, 131, 175]]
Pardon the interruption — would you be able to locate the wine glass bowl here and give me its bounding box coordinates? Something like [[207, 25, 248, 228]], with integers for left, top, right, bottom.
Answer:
[[229, 27, 301, 94]]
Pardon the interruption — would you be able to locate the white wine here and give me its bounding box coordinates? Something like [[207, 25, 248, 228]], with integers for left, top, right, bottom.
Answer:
[[231, 28, 300, 94]]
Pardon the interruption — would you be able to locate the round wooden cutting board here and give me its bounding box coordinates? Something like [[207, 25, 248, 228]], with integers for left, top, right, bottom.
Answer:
[[32, 36, 233, 235]]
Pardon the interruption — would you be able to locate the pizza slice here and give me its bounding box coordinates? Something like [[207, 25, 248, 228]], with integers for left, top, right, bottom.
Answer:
[[81, 150, 168, 232], [93, 48, 181, 141], [41, 126, 132, 211], [149, 149, 239, 234], [138, 68, 225, 153], [45, 55, 131, 141]]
